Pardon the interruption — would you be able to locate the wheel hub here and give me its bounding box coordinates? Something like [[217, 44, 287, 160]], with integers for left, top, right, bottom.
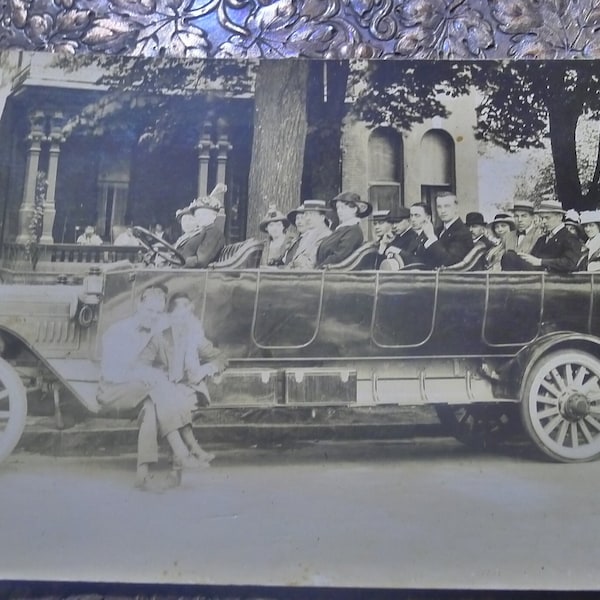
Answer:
[[562, 392, 590, 421]]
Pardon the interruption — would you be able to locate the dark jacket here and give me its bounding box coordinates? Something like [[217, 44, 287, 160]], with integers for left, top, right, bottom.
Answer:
[[376, 228, 419, 269], [177, 223, 225, 268], [530, 226, 582, 273], [316, 223, 363, 267], [424, 218, 474, 268]]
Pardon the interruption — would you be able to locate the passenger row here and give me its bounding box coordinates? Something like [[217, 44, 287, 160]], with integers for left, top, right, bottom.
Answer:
[[172, 185, 597, 273]]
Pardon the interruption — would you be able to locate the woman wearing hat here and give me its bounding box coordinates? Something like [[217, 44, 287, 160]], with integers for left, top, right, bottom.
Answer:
[[175, 184, 226, 268], [259, 204, 293, 266], [316, 191, 372, 268], [485, 213, 516, 271], [579, 210, 600, 271]]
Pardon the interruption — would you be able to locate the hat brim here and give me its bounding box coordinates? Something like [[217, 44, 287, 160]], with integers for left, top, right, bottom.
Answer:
[[332, 198, 373, 218], [259, 217, 290, 233], [287, 207, 330, 226], [492, 220, 516, 230], [176, 207, 193, 221], [512, 205, 535, 213]]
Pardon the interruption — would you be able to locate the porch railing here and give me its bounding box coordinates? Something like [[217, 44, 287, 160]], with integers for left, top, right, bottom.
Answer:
[[1, 242, 144, 271]]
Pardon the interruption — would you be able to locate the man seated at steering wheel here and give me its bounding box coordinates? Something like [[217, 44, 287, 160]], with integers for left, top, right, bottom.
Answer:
[[175, 184, 226, 269]]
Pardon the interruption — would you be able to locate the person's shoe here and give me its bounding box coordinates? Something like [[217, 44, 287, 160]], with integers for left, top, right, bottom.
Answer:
[[134, 472, 166, 492], [189, 444, 215, 464], [166, 468, 183, 488], [173, 453, 208, 470]]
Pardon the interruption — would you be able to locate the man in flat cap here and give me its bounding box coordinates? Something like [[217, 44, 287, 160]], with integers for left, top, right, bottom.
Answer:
[[502, 196, 581, 272], [372, 207, 419, 269]]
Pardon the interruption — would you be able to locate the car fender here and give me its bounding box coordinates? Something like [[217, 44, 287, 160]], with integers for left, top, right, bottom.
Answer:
[[514, 331, 600, 399]]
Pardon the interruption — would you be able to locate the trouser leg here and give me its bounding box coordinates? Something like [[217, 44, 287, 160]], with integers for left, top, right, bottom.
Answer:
[[136, 399, 159, 467]]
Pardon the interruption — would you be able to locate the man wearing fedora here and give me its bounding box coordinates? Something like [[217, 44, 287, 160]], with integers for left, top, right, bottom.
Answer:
[[283, 199, 332, 269], [501, 196, 581, 272], [316, 191, 372, 268], [512, 200, 541, 254], [372, 207, 419, 269], [419, 192, 473, 268], [176, 184, 226, 268]]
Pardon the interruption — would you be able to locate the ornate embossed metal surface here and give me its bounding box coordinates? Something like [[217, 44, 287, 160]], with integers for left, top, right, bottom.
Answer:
[[0, 0, 598, 58]]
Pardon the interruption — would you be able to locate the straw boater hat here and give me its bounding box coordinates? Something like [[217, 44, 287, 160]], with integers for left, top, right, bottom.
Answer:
[[259, 203, 290, 233], [490, 212, 516, 230], [465, 212, 486, 226], [580, 210, 600, 225], [535, 196, 566, 214], [331, 191, 373, 218], [286, 199, 330, 226], [512, 200, 535, 213]]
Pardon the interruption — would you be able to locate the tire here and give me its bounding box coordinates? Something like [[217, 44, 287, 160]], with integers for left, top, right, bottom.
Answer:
[[0, 357, 28, 464], [521, 350, 600, 462], [435, 403, 521, 450]]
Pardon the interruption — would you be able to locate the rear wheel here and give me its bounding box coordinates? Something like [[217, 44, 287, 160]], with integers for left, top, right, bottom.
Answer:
[[435, 403, 521, 449], [0, 357, 27, 464], [522, 350, 600, 462]]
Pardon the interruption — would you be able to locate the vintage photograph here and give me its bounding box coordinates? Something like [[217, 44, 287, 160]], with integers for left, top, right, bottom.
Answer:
[[1, 52, 600, 589]]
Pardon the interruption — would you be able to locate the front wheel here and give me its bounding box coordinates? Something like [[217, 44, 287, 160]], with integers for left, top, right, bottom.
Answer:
[[0, 357, 28, 464], [522, 350, 600, 462]]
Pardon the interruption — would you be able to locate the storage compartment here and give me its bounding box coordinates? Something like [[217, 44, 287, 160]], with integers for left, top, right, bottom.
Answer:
[[206, 368, 282, 406], [285, 369, 357, 405]]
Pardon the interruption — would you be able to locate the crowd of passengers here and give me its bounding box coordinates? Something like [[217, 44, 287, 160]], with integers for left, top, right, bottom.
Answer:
[[170, 183, 600, 273]]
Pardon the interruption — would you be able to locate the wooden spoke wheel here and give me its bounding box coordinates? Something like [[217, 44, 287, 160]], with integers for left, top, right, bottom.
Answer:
[[0, 357, 27, 464], [435, 403, 521, 450], [522, 350, 600, 462]]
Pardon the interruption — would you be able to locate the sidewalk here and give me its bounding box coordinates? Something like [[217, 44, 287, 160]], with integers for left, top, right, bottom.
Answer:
[[18, 405, 443, 457]]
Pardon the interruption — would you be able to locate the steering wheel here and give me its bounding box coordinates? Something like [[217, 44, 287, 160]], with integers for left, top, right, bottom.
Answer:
[[132, 226, 186, 267]]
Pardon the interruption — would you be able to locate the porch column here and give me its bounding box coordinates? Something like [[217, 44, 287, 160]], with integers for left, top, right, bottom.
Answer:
[[196, 122, 212, 198], [40, 112, 66, 244], [216, 134, 232, 185], [16, 111, 46, 244]]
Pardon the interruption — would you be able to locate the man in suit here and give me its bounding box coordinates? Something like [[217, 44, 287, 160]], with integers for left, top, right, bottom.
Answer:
[[512, 200, 541, 254], [419, 192, 474, 268], [373, 206, 419, 269], [283, 199, 332, 269], [502, 197, 581, 272]]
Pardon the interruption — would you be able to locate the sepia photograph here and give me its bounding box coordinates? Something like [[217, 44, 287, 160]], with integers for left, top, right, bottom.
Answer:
[[1, 52, 600, 590]]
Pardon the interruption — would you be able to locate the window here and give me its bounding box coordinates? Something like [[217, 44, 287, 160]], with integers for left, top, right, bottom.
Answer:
[[420, 130, 455, 224], [368, 128, 403, 212]]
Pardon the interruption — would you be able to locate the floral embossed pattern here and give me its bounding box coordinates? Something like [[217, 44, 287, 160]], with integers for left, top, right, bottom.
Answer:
[[0, 0, 598, 57]]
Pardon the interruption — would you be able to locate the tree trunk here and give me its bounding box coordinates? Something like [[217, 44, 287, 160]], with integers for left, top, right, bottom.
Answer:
[[302, 62, 350, 201], [547, 94, 584, 211], [246, 61, 309, 237]]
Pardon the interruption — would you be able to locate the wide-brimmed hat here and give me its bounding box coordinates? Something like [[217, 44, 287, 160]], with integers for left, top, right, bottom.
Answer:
[[191, 183, 227, 213], [564, 209, 580, 226], [287, 199, 330, 226], [259, 204, 290, 233], [491, 213, 516, 230], [175, 205, 194, 221], [580, 210, 600, 225], [512, 200, 535, 213], [535, 197, 565, 214], [465, 212, 486, 227], [331, 191, 373, 218]]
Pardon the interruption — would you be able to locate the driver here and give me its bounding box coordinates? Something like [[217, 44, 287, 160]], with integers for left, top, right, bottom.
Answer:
[[175, 184, 226, 268]]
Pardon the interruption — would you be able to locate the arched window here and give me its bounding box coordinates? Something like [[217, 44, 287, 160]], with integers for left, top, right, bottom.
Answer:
[[368, 128, 403, 212], [420, 130, 455, 220]]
